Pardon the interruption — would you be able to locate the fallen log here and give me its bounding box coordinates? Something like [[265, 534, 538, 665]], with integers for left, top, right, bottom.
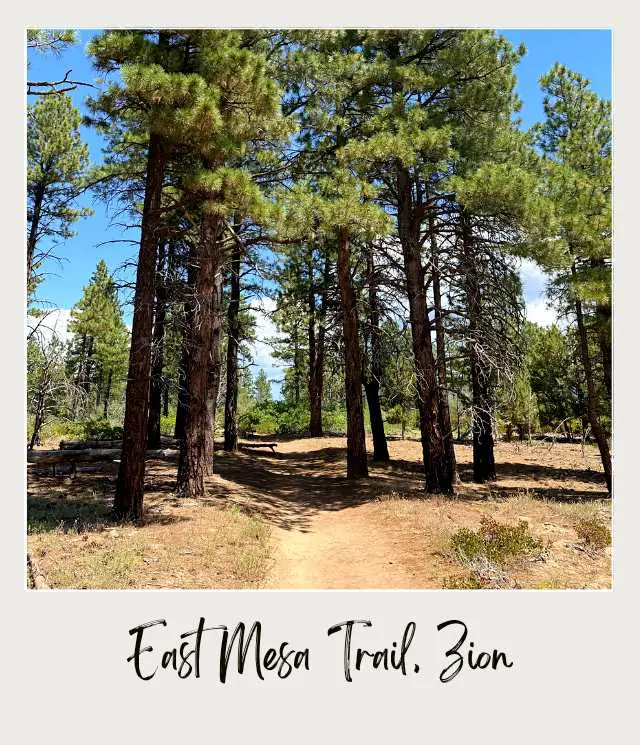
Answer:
[[28, 448, 180, 466], [239, 442, 278, 453], [60, 435, 179, 450]]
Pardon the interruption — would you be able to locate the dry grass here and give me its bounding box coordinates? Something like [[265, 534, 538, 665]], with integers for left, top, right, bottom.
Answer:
[[27, 470, 273, 589], [27, 438, 611, 590], [371, 488, 611, 589]]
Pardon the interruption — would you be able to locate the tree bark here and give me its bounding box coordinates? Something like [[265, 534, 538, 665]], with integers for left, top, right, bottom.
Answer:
[[572, 264, 612, 493], [176, 211, 221, 497], [461, 216, 496, 483], [364, 245, 389, 462], [204, 264, 224, 474], [336, 227, 368, 478], [174, 261, 196, 441], [596, 301, 612, 400], [308, 253, 329, 437], [428, 208, 457, 480], [396, 164, 452, 493], [114, 132, 167, 520], [148, 243, 168, 448], [224, 237, 242, 451]]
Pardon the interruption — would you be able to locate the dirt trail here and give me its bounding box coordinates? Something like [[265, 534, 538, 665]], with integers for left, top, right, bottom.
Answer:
[[266, 506, 418, 589], [223, 436, 608, 589]]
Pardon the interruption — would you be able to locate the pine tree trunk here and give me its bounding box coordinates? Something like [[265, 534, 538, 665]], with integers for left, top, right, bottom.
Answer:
[[572, 264, 612, 493], [174, 262, 195, 441], [148, 243, 167, 448], [596, 301, 612, 400], [428, 208, 457, 480], [114, 132, 167, 520], [29, 387, 46, 451], [204, 266, 224, 475], [176, 212, 221, 497], [224, 239, 241, 451], [308, 254, 329, 437], [293, 327, 301, 406], [174, 341, 189, 441], [27, 183, 45, 297], [103, 369, 112, 419], [364, 245, 389, 462], [396, 164, 452, 493], [336, 226, 368, 478], [461, 216, 496, 483]]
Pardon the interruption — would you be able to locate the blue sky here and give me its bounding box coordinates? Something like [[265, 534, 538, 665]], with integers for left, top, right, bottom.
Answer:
[[28, 30, 612, 394]]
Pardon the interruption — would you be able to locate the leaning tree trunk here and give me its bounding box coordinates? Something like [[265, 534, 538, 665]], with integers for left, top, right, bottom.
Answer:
[[461, 216, 496, 483], [572, 264, 612, 493], [114, 132, 167, 520], [148, 242, 168, 448], [364, 245, 389, 462], [29, 387, 46, 451], [396, 164, 452, 494], [428, 207, 457, 481], [337, 227, 368, 478], [176, 211, 221, 498], [224, 237, 241, 451], [27, 182, 45, 297]]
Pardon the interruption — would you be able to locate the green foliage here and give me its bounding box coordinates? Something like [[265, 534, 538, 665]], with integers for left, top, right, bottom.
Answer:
[[450, 517, 544, 566], [27, 94, 91, 298], [254, 369, 272, 404], [66, 259, 129, 417], [80, 418, 124, 441]]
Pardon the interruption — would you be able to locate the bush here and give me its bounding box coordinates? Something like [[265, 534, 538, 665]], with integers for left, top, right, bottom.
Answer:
[[160, 414, 176, 436], [37, 418, 86, 443], [450, 516, 544, 566], [574, 515, 611, 552], [322, 406, 347, 434], [276, 406, 309, 435], [82, 418, 124, 441]]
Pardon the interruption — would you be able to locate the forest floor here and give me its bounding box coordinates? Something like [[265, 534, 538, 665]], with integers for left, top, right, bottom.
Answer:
[[27, 437, 611, 589]]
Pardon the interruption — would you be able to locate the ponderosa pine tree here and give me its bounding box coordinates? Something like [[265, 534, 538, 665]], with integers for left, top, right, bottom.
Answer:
[[66, 259, 129, 418], [174, 31, 288, 498], [532, 64, 612, 491], [27, 94, 90, 300], [88, 31, 277, 513]]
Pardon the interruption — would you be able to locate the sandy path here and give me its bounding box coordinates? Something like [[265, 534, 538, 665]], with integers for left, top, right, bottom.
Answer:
[[266, 504, 419, 589]]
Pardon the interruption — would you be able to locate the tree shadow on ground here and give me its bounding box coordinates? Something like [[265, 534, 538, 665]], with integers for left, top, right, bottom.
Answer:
[[201, 448, 425, 532], [27, 471, 191, 533], [27, 442, 609, 535]]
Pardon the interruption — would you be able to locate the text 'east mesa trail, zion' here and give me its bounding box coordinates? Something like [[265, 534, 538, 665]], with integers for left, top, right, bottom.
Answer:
[[126, 619, 514, 684]]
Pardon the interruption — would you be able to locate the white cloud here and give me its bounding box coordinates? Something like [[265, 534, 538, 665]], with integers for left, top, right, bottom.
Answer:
[[525, 297, 559, 328], [247, 296, 285, 399], [518, 258, 560, 328], [27, 308, 72, 346]]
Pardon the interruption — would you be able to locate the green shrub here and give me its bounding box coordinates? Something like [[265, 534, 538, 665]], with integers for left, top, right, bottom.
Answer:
[[322, 406, 347, 434], [574, 515, 611, 552], [276, 406, 309, 435], [450, 516, 544, 566], [38, 418, 86, 443], [160, 414, 176, 436], [82, 418, 124, 441]]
